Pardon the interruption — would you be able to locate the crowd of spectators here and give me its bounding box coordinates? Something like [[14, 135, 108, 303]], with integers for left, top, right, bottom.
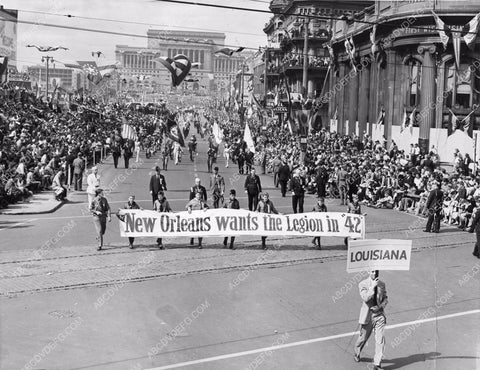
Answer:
[[0, 86, 159, 208], [207, 100, 479, 232]]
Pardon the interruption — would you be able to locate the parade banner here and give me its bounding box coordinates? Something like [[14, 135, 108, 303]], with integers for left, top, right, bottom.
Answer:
[[118, 209, 365, 238], [347, 239, 412, 273]]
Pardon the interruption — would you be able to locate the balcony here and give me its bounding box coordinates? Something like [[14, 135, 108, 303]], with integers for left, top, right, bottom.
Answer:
[[288, 28, 331, 43]]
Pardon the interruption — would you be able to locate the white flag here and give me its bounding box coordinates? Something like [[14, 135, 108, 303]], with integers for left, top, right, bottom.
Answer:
[[243, 122, 255, 153], [212, 121, 223, 145]]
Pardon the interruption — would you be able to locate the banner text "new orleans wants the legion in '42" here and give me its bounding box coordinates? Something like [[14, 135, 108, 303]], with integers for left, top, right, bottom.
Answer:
[[118, 209, 366, 238]]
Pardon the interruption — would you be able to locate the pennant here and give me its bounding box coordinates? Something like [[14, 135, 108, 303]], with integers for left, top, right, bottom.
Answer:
[[408, 108, 416, 132], [26, 45, 68, 52], [122, 123, 138, 141], [332, 107, 338, 120], [400, 108, 408, 133], [345, 37, 357, 72], [243, 122, 256, 153], [463, 13, 480, 49], [431, 11, 450, 49], [157, 54, 192, 87], [452, 32, 461, 70], [370, 25, 387, 69], [376, 108, 385, 125], [164, 116, 185, 147], [448, 108, 459, 131], [326, 44, 339, 76], [214, 47, 244, 56]]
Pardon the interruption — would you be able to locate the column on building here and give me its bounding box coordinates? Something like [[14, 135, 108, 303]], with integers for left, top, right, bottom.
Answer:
[[337, 63, 347, 135], [417, 44, 437, 153], [348, 65, 359, 135], [358, 57, 371, 135]]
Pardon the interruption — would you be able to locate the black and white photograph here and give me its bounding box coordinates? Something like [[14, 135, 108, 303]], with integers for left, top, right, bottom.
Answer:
[[0, 0, 479, 369]]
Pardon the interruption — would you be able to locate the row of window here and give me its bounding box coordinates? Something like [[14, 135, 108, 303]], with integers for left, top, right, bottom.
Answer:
[[167, 49, 205, 65]]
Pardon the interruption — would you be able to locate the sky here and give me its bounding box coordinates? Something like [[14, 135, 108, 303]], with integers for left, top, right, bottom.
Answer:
[[3, 0, 272, 69]]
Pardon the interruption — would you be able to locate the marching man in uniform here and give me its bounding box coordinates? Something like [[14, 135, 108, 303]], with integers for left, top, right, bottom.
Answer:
[[354, 270, 388, 370]]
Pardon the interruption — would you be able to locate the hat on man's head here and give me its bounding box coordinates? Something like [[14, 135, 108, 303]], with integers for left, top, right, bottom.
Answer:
[[230, 189, 236, 196], [95, 188, 103, 196]]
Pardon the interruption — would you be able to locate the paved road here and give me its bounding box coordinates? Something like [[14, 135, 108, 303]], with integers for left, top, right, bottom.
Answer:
[[0, 135, 479, 369]]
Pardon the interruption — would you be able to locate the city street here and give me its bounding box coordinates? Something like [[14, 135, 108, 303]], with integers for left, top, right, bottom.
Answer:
[[1, 139, 479, 370]]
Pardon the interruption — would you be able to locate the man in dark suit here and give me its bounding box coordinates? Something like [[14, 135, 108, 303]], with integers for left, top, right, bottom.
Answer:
[[244, 167, 262, 211], [72, 152, 85, 191], [468, 198, 480, 259], [277, 160, 291, 197], [424, 182, 444, 233], [189, 177, 207, 201], [149, 166, 167, 206]]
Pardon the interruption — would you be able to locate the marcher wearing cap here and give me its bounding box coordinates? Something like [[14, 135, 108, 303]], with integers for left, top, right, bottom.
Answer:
[[256, 192, 278, 249], [223, 189, 240, 249], [90, 188, 111, 251], [210, 166, 225, 208]]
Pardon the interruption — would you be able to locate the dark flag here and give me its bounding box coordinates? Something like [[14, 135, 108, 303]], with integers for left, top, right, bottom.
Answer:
[[214, 47, 244, 56], [164, 116, 185, 147], [0, 56, 8, 83], [157, 54, 192, 87]]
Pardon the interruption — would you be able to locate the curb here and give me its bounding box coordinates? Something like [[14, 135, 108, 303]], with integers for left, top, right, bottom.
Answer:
[[0, 200, 65, 216]]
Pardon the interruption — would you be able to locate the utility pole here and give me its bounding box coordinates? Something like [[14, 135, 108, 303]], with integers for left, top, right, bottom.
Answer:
[[41, 55, 54, 100], [302, 17, 310, 99], [264, 47, 268, 107]]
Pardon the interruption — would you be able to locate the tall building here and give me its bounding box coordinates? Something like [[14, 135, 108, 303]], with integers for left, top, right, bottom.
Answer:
[[0, 7, 18, 69], [328, 0, 480, 153], [116, 29, 248, 96], [263, 0, 373, 126], [27, 65, 79, 92]]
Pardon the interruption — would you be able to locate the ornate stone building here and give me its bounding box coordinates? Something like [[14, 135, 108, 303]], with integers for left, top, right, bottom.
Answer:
[[116, 29, 246, 95], [328, 0, 480, 153]]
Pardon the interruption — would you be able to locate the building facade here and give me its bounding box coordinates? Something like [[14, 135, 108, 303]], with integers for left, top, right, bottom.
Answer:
[[116, 29, 247, 96], [0, 7, 17, 70], [328, 0, 480, 153], [263, 0, 373, 125], [27, 65, 78, 92]]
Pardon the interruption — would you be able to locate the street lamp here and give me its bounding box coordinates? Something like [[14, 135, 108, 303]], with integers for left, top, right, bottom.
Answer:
[[41, 55, 54, 100]]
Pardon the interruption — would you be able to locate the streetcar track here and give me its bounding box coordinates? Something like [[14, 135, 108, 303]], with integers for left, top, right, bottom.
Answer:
[[0, 241, 468, 296]]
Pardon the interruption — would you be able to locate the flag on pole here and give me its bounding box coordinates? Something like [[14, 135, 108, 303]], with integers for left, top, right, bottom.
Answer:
[[463, 12, 480, 49], [344, 37, 357, 72], [0, 56, 8, 83], [243, 122, 255, 153], [448, 108, 459, 131], [122, 123, 138, 141], [431, 11, 451, 49], [163, 116, 185, 147]]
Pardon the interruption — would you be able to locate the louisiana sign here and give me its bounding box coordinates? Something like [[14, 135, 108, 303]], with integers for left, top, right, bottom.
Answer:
[[118, 209, 365, 238], [347, 239, 412, 273]]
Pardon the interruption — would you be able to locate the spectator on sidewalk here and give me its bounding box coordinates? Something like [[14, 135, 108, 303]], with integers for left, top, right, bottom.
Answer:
[[72, 152, 85, 191]]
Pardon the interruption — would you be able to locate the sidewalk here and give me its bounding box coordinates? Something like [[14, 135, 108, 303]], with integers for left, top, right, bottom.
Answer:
[[0, 192, 65, 215]]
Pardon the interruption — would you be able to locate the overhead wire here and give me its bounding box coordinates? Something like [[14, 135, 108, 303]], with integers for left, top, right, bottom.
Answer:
[[156, 0, 480, 36], [16, 9, 266, 37]]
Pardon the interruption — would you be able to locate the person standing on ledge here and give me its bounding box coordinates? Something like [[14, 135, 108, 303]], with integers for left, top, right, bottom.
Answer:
[[354, 270, 388, 370]]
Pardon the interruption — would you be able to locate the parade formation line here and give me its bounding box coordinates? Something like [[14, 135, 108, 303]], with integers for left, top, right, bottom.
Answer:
[[147, 310, 480, 370]]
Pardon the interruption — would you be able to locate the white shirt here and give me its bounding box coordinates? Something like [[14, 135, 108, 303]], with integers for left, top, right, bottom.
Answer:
[[86, 173, 100, 195]]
